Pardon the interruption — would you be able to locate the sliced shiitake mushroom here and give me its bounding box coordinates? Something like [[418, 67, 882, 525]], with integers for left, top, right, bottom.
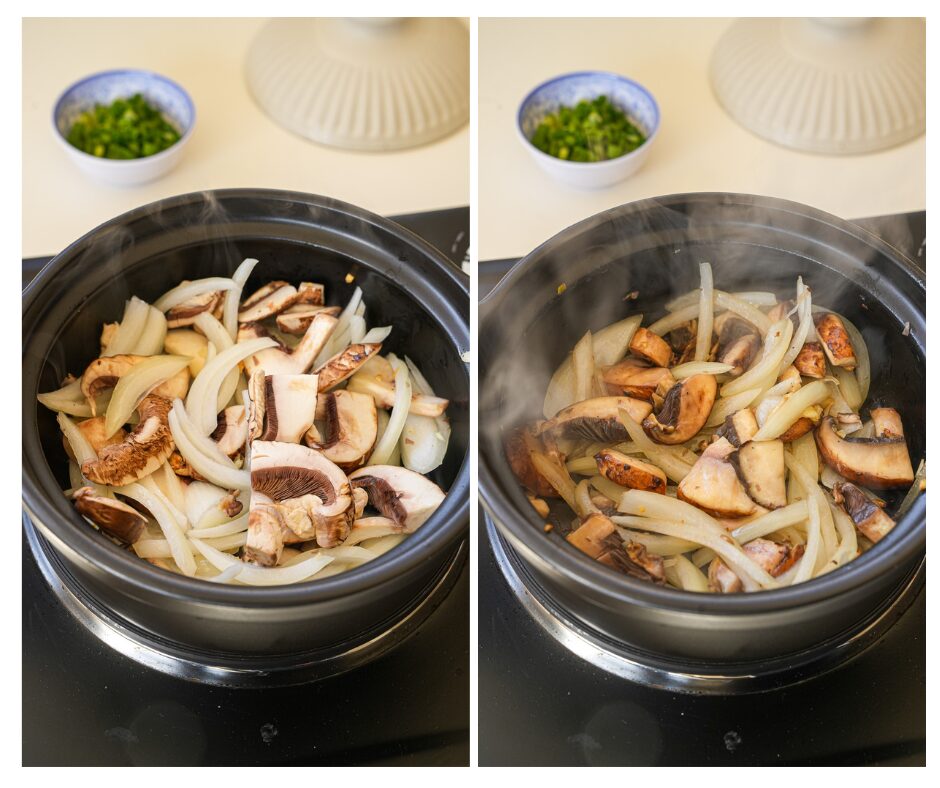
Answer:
[[715, 316, 760, 377], [538, 397, 653, 443], [72, 486, 147, 545], [832, 481, 896, 543], [642, 374, 717, 445], [504, 425, 563, 498], [815, 413, 914, 489], [594, 449, 666, 494], [566, 513, 665, 582]]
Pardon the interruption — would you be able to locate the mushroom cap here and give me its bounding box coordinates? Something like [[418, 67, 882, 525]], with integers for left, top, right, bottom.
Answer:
[[81, 395, 175, 487], [305, 390, 377, 472], [238, 282, 299, 322], [316, 343, 382, 393], [348, 465, 445, 531], [63, 417, 126, 460], [211, 405, 248, 458], [602, 358, 674, 401], [239, 312, 338, 376], [503, 425, 559, 498], [80, 355, 190, 405], [165, 290, 224, 329], [815, 416, 914, 489], [731, 439, 787, 510], [833, 481, 896, 543], [628, 327, 672, 368], [72, 486, 147, 545], [539, 396, 653, 443], [642, 374, 717, 445], [677, 437, 763, 518]]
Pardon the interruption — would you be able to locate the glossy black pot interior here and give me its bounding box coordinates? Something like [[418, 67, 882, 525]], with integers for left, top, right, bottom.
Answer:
[[23, 189, 469, 658], [480, 193, 925, 664]]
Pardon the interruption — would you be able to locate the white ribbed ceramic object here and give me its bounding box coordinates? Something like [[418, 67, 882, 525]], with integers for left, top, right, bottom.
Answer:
[[246, 17, 469, 151], [710, 18, 925, 155]]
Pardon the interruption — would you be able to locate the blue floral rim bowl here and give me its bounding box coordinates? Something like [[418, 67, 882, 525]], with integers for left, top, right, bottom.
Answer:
[[516, 71, 660, 189], [52, 69, 196, 187]]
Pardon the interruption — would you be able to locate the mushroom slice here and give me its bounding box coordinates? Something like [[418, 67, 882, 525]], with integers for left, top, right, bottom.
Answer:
[[238, 312, 338, 376], [731, 440, 787, 509], [348, 465, 445, 531], [629, 327, 672, 368], [64, 417, 126, 459], [832, 481, 896, 543], [794, 342, 826, 379], [72, 486, 147, 545], [815, 416, 914, 489], [814, 313, 857, 370], [276, 305, 342, 335], [567, 513, 666, 582], [716, 317, 760, 377], [566, 512, 616, 558], [305, 390, 377, 471], [315, 343, 382, 392], [244, 504, 285, 567], [870, 407, 905, 440], [210, 405, 248, 458], [247, 369, 319, 445], [715, 408, 758, 447], [165, 290, 224, 329], [539, 397, 653, 443], [766, 300, 795, 323], [594, 449, 667, 494], [249, 441, 354, 547], [779, 406, 823, 442], [642, 374, 717, 445], [80, 354, 190, 408], [602, 358, 674, 401], [709, 538, 803, 593], [677, 437, 763, 518], [668, 321, 698, 365], [82, 395, 175, 486], [238, 281, 299, 322], [296, 282, 325, 305], [503, 425, 560, 498], [346, 374, 449, 417]]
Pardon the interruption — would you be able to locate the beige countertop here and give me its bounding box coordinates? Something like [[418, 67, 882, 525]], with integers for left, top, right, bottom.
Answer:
[[22, 17, 469, 258], [479, 17, 925, 260]]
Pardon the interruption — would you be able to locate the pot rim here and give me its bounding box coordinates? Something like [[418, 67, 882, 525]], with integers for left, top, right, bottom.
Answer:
[[22, 187, 470, 608], [479, 191, 926, 616]]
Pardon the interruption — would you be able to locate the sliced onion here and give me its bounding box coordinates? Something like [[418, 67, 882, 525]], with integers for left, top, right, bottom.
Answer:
[[168, 406, 251, 489], [103, 354, 191, 438], [185, 337, 276, 434], [613, 527, 700, 555], [171, 400, 237, 467], [571, 331, 594, 403], [704, 388, 762, 428], [720, 318, 793, 398], [344, 517, 402, 546], [367, 359, 411, 465], [38, 380, 93, 417], [223, 258, 259, 339], [190, 538, 334, 586], [156, 460, 187, 515], [616, 407, 693, 483], [575, 479, 600, 517], [778, 280, 812, 372], [154, 277, 235, 313], [730, 501, 809, 544], [119, 482, 196, 576], [694, 262, 714, 362], [348, 315, 367, 345], [820, 502, 859, 575], [672, 553, 710, 592], [133, 531, 246, 560], [671, 361, 733, 379], [314, 286, 362, 368], [839, 314, 871, 403], [648, 304, 699, 336], [399, 356, 450, 474], [140, 473, 189, 532], [783, 454, 822, 584], [133, 306, 168, 356], [666, 290, 778, 312], [105, 296, 151, 356], [542, 315, 642, 418], [188, 513, 249, 538], [530, 451, 578, 512], [359, 533, 406, 557], [587, 474, 632, 504], [193, 312, 240, 412], [183, 479, 231, 525], [208, 564, 245, 584], [831, 365, 862, 411], [751, 379, 831, 441], [362, 326, 392, 344]]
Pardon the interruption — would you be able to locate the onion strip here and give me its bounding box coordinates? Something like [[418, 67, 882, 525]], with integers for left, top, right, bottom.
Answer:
[[104, 354, 191, 437], [189, 538, 334, 586], [154, 277, 235, 313], [368, 359, 411, 465], [168, 406, 251, 489], [720, 318, 793, 397], [223, 258, 259, 339], [751, 379, 832, 441], [617, 407, 693, 483], [119, 482, 196, 576], [38, 380, 93, 417], [694, 262, 714, 361], [105, 296, 151, 356]]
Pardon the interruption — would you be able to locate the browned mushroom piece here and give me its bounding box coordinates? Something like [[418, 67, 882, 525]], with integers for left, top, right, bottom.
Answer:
[[315, 343, 382, 392], [602, 358, 674, 401], [295, 282, 325, 305], [211, 405, 249, 458], [275, 305, 342, 335], [348, 465, 446, 531], [238, 281, 300, 322], [709, 538, 803, 593], [246, 369, 319, 445], [766, 300, 795, 323], [629, 327, 672, 368], [304, 390, 377, 471], [63, 417, 126, 460], [168, 450, 202, 480], [81, 395, 175, 486], [715, 316, 760, 377], [731, 439, 787, 509], [503, 425, 561, 498], [832, 481, 896, 543], [347, 373, 450, 417], [239, 312, 338, 375], [715, 408, 759, 447], [677, 437, 764, 518], [244, 506, 285, 567], [779, 406, 824, 442], [566, 513, 665, 582], [246, 441, 355, 562], [165, 290, 225, 328], [642, 374, 717, 445], [794, 342, 826, 379], [814, 313, 857, 370], [566, 512, 616, 558], [594, 449, 667, 494], [870, 407, 905, 439], [72, 486, 148, 545], [80, 355, 190, 412], [538, 397, 653, 443], [815, 415, 914, 489]]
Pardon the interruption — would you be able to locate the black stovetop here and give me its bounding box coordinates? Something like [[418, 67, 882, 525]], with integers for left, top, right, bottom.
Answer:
[[478, 211, 926, 767], [22, 207, 470, 766]]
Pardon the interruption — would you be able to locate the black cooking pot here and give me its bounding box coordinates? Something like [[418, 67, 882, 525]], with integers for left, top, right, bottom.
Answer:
[[480, 193, 925, 664], [23, 189, 469, 662]]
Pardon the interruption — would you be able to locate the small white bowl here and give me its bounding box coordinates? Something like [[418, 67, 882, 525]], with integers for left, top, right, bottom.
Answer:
[[517, 71, 660, 189], [52, 69, 196, 187]]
